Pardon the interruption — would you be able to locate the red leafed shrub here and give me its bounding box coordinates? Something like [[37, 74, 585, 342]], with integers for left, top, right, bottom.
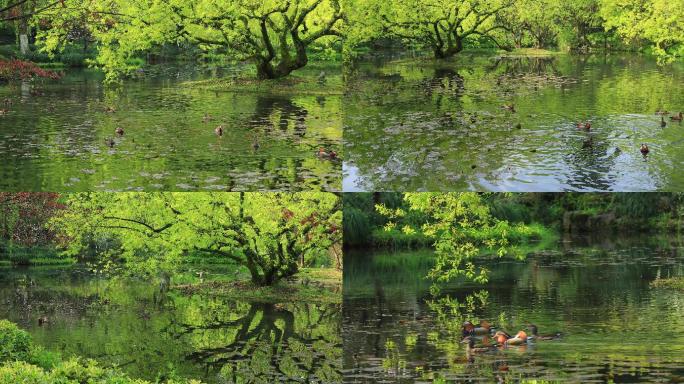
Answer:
[[0, 193, 66, 247], [0, 59, 62, 81]]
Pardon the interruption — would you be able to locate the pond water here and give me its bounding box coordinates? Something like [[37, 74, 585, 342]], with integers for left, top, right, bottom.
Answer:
[[343, 53, 684, 192], [0, 64, 341, 191], [0, 266, 342, 383], [343, 234, 684, 383]]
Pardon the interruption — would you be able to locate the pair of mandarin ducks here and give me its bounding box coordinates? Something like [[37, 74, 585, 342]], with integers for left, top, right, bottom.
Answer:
[[461, 320, 561, 353]]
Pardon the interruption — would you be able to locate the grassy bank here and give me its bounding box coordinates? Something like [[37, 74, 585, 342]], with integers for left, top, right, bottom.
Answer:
[[0, 44, 96, 68], [650, 277, 684, 290], [0, 246, 76, 267], [182, 61, 343, 96], [0, 257, 76, 267], [499, 48, 566, 57], [173, 267, 342, 305]]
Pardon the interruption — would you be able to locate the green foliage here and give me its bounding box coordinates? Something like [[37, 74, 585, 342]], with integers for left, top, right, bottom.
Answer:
[[26, 347, 61, 371], [369, 228, 431, 249], [0, 361, 51, 384], [651, 277, 684, 290], [487, 196, 534, 223], [36, 0, 346, 81], [601, 0, 684, 62], [342, 205, 372, 247], [378, 193, 520, 287], [0, 320, 61, 371], [3, 0, 682, 79], [0, 43, 95, 67], [344, 193, 429, 248], [0, 359, 201, 384], [612, 193, 670, 219], [0, 320, 32, 363], [53, 192, 341, 286], [0, 245, 73, 266], [346, 0, 682, 61], [356, 0, 511, 58], [0, 320, 203, 383]]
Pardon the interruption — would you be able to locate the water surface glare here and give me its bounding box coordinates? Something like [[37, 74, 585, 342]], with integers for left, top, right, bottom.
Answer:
[[343, 53, 684, 192]]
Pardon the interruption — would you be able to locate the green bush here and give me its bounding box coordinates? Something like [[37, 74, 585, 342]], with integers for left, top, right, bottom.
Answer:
[[0, 320, 32, 363], [0, 361, 51, 384], [0, 359, 201, 383], [51, 358, 108, 382], [0, 321, 204, 383], [27, 346, 61, 371]]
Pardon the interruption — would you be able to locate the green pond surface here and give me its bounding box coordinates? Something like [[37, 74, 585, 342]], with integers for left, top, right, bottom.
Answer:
[[343, 53, 684, 192], [0, 64, 341, 191], [343, 234, 684, 383], [0, 266, 342, 383]]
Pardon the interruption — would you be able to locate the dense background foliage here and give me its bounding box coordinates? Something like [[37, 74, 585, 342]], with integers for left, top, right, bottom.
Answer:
[[0, 192, 342, 286], [0, 0, 682, 80], [345, 193, 684, 249]]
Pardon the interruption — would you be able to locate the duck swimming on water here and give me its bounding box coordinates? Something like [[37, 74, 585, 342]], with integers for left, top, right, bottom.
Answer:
[[640, 143, 649, 156], [461, 337, 496, 354], [503, 104, 516, 113], [317, 147, 338, 160], [577, 121, 591, 130], [493, 330, 528, 345], [504, 331, 528, 345], [462, 320, 493, 336], [493, 331, 512, 345], [527, 324, 561, 340]]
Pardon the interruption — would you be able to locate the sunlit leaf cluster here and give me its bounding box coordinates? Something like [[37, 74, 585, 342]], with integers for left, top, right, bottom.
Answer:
[[52, 192, 341, 286]]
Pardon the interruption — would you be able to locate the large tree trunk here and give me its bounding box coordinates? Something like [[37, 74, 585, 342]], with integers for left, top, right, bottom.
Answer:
[[255, 50, 309, 80], [248, 257, 299, 286], [19, 20, 30, 56], [19, 34, 29, 55], [433, 39, 464, 59]]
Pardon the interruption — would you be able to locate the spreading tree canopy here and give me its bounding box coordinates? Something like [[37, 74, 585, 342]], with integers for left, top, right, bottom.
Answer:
[[53, 192, 341, 286], [371, 0, 512, 58], [37, 0, 345, 81], [601, 0, 684, 62]]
